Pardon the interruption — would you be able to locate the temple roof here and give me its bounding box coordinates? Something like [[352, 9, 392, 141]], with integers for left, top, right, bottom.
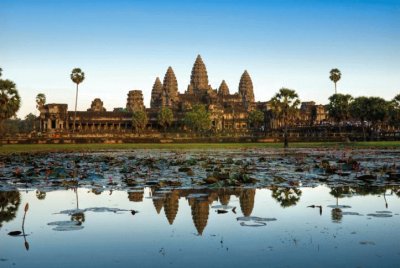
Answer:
[[163, 67, 178, 100], [239, 70, 255, 102], [218, 80, 230, 96], [150, 77, 163, 108], [190, 55, 209, 92]]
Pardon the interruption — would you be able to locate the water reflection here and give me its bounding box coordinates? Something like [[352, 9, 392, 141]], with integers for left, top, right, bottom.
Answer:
[[0, 191, 21, 228], [270, 187, 302, 208], [1, 185, 399, 267]]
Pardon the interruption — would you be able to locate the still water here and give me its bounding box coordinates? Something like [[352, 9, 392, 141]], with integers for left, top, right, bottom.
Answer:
[[1, 186, 399, 268]]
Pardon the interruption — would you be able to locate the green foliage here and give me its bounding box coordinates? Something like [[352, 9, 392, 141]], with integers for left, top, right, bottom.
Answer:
[[350, 96, 388, 126], [327, 94, 353, 123], [329, 68, 341, 93], [157, 107, 173, 130], [248, 110, 264, 129], [70, 68, 85, 85], [349, 96, 368, 122], [0, 191, 21, 228], [70, 68, 85, 132], [388, 94, 400, 127], [367, 97, 388, 124], [184, 105, 211, 133], [271, 187, 302, 208], [329, 68, 341, 84], [131, 110, 148, 132], [269, 88, 301, 124], [269, 88, 300, 147], [1, 142, 400, 154], [0, 73, 21, 125], [36, 93, 46, 110], [1, 114, 37, 135]]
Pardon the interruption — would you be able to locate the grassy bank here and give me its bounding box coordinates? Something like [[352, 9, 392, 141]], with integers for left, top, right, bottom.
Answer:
[[1, 141, 400, 154]]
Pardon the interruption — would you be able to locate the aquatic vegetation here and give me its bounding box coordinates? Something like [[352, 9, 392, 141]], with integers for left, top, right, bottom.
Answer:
[[1, 149, 399, 192]]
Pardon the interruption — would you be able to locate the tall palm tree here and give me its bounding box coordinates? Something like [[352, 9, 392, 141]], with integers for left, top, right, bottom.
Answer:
[[70, 68, 85, 132], [35, 93, 46, 131], [35, 93, 46, 110], [0, 74, 21, 134], [269, 88, 300, 148], [329, 68, 341, 94]]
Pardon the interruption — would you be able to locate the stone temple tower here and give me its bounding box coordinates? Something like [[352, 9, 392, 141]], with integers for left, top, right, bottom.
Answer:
[[150, 77, 163, 109], [238, 70, 255, 108], [190, 55, 210, 95], [218, 80, 230, 96], [126, 90, 145, 112], [162, 67, 179, 107]]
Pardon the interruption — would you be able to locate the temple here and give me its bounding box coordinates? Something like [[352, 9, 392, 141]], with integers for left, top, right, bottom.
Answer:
[[39, 55, 326, 133]]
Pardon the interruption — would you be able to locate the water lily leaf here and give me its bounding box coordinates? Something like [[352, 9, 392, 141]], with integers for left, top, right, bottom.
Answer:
[[236, 216, 277, 222], [240, 221, 267, 227], [8, 231, 22, 236]]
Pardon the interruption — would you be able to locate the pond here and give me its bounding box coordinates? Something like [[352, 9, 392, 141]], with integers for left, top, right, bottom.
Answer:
[[1, 149, 400, 267]]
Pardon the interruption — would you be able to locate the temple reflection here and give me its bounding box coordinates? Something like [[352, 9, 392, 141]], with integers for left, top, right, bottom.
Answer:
[[147, 187, 257, 235], [58, 185, 400, 233], [164, 190, 180, 225]]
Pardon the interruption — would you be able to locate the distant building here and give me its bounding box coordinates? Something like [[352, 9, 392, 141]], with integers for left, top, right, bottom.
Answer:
[[39, 55, 327, 133]]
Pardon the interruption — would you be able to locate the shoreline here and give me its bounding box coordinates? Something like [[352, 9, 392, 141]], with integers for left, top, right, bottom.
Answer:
[[1, 141, 400, 154]]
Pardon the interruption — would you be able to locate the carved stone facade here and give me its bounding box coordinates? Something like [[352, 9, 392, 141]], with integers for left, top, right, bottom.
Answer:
[[87, 98, 106, 112], [126, 90, 145, 112]]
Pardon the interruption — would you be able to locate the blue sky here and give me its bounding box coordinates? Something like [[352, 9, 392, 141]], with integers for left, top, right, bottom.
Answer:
[[1, 0, 399, 117]]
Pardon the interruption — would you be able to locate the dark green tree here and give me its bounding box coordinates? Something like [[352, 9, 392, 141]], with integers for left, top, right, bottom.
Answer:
[[0, 69, 21, 135], [327, 93, 353, 129], [0, 191, 21, 229], [157, 107, 173, 131], [271, 187, 302, 208], [269, 88, 300, 148], [350, 96, 369, 140], [367, 97, 388, 124], [70, 68, 85, 132], [329, 68, 341, 94], [131, 110, 148, 132], [184, 105, 212, 134], [35, 93, 46, 111], [388, 94, 400, 128], [248, 110, 264, 130], [23, 113, 36, 133]]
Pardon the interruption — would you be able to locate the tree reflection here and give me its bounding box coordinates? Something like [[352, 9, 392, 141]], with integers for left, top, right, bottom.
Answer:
[[329, 186, 353, 206], [72, 188, 85, 224], [36, 190, 46, 200], [0, 191, 21, 228], [331, 208, 343, 223], [271, 187, 302, 208]]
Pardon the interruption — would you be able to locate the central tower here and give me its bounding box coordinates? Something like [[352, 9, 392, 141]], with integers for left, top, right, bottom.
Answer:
[[189, 55, 210, 95]]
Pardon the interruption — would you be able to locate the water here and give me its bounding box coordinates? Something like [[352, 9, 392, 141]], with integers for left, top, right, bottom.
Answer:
[[1, 148, 400, 267], [1, 186, 399, 268]]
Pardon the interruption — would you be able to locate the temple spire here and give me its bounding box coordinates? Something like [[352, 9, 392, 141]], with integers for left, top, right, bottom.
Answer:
[[190, 55, 209, 94], [162, 67, 178, 106], [238, 70, 255, 105], [218, 80, 230, 96], [150, 77, 163, 108]]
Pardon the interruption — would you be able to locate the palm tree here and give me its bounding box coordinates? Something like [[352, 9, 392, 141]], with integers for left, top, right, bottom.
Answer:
[[269, 88, 301, 148], [35, 93, 46, 131], [329, 68, 341, 94], [0, 72, 21, 135], [70, 68, 85, 132], [35, 93, 46, 110]]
